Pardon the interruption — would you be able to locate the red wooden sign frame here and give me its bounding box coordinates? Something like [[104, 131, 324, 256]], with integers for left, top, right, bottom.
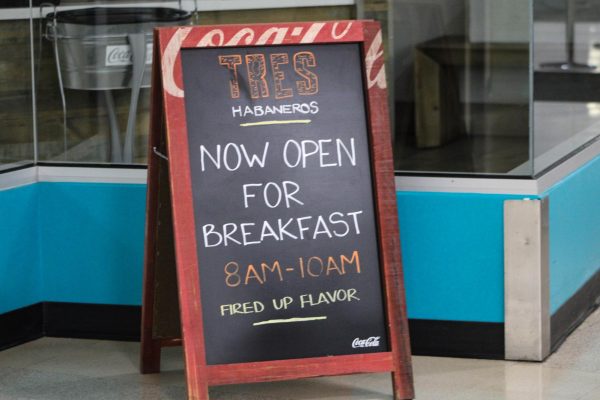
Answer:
[[141, 20, 414, 400]]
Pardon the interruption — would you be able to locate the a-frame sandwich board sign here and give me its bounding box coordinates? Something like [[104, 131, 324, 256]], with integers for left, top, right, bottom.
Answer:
[[140, 20, 414, 400]]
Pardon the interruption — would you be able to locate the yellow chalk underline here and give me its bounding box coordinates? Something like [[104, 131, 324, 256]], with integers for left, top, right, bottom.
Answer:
[[253, 316, 327, 326], [240, 119, 312, 127]]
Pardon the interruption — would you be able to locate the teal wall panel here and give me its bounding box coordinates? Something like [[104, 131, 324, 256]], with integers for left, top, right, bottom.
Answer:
[[397, 191, 531, 323], [2, 155, 598, 324], [37, 182, 147, 306], [1, 179, 527, 324], [547, 155, 600, 314], [0, 184, 41, 314]]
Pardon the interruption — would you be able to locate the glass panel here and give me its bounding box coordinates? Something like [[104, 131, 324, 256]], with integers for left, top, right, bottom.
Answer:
[[391, 0, 532, 176], [533, 0, 600, 175], [35, 0, 189, 165], [0, 14, 34, 171], [32, 1, 354, 166]]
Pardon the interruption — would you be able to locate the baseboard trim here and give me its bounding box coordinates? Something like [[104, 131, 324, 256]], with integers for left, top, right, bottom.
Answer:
[[44, 302, 141, 341], [409, 319, 505, 360], [0, 303, 43, 351], [5, 281, 599, 359], [551, 268, 600, 352], [2, 303, 504, 359]]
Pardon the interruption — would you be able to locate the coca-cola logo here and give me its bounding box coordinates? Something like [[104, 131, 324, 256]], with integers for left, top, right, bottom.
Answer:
[[352, 336, 381, 348], [107, 46, 132, 65], [105, 44, 153, 67], [161, 22, 389, 99]]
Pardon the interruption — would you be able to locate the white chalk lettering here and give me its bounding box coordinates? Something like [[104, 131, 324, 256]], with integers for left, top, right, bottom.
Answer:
[[199, 142, 269, 172], [242, 181, 304, 209], [282, 138, 357, 169], [200, 211, 363, 248]]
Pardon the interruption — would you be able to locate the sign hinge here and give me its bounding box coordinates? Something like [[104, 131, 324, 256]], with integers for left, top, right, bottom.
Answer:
[[152, 146, 169, 161]]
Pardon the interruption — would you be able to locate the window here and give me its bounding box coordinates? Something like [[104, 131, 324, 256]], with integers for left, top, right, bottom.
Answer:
[[4, 0, 599, 178], [0, 0, 353, 168], [391, 0, 531, 176], [533, 0, 600, 175], [0, 13, 34, 171]]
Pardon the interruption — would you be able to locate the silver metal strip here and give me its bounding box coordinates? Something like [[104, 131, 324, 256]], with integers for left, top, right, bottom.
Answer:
[[395, 175, 539, 195], [0, 166, 38, 191], [504, 198, 550, 361], [1, 0, 356, 20], [29, 0, 38, 163], [37, 166, 147, 184], [396, 140, 600, 195]]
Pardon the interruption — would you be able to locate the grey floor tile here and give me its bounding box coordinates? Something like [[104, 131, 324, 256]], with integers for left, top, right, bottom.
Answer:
[[0, 338, 101, 369], [27, 341, 140, 378], [546, 308, 600, 374], [208, 375, 394, 400], [3, 308, 600, 399], [578, 390, 600, 400], [0, 368, 92, 399]]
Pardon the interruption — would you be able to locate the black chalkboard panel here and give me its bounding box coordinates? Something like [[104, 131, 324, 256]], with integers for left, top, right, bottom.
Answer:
[[180, 43, 388, 365]]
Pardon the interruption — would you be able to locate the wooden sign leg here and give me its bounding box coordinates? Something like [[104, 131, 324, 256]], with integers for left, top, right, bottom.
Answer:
[[140, 115, 163, 374], [140, 265, 162, 372], [386, 270, 415, 399], [185, 369, 209, 400], [392, 370, 415, 399], [141, 117, 182, 374], [141, 141, 207, 400], [140, 336, 162, 374]]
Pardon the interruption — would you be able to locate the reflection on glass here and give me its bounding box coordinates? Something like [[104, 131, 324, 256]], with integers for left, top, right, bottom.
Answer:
[[392, 0, 531, 175], [0, 17, 34, 171], [534, 0, 600, 175], [30, 1, 356, 166], [36, 2, 191, 164]]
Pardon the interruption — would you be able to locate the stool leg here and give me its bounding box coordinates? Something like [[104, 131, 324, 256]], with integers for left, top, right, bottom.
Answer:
[[104, 91, 122, 163], [124, 32, 147, 164]]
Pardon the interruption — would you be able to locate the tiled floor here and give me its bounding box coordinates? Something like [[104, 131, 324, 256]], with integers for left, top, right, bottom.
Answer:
[[2, 308, 600, 399]]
